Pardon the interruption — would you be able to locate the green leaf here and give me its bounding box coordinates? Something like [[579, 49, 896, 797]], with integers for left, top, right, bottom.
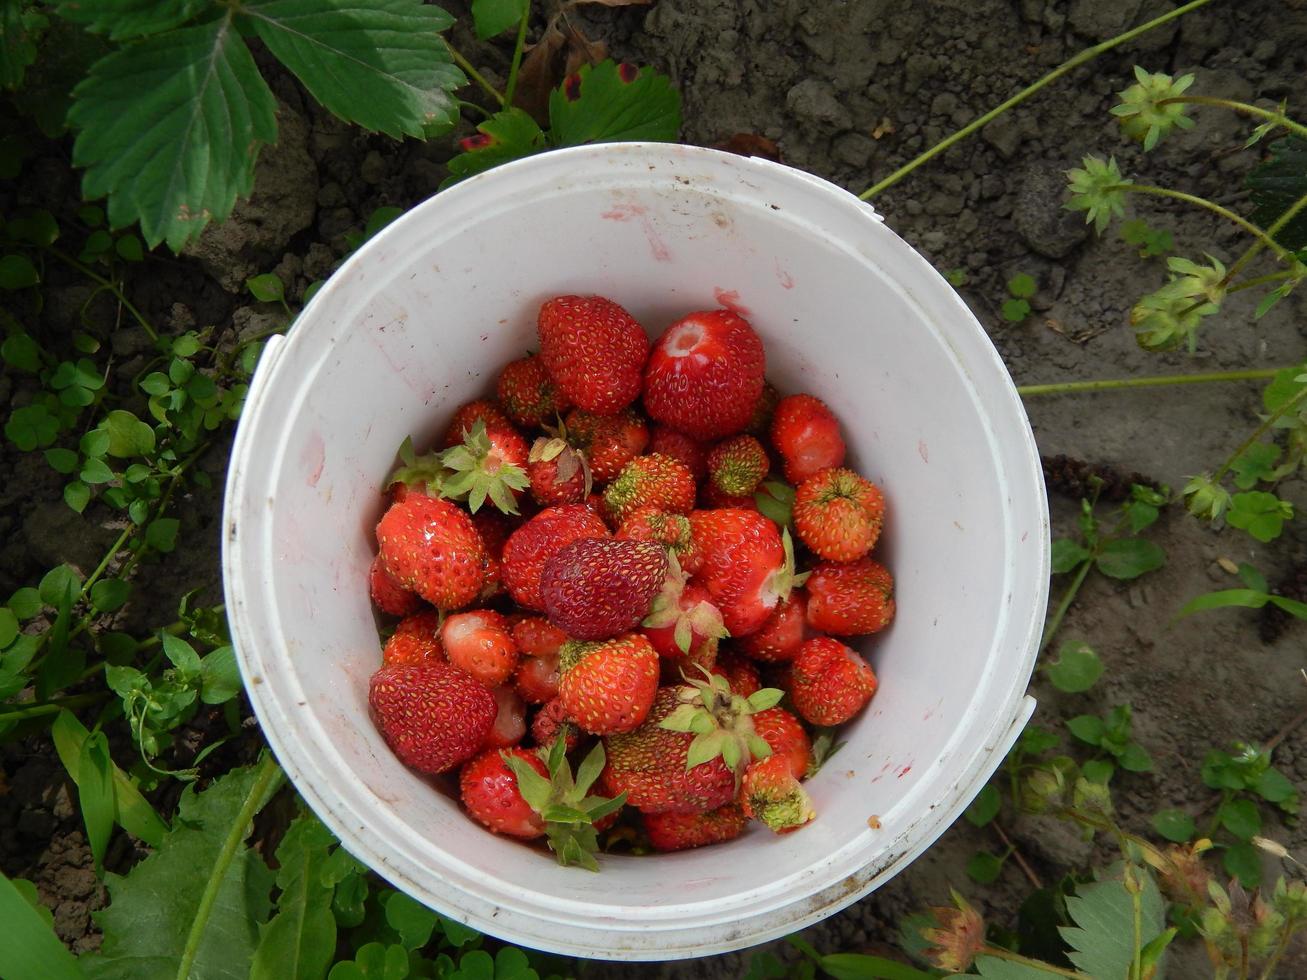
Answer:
[[1223, 840, 1262, 886], [1237, 562, 1269, 593], [754, 480, 795, 529], [39, 564, 81, 607], [0, 607, 16, 648], [549, 61, 681, 148], [1152, 808, 1195, 843], [44, 448, 79, 474], [1, 332, 42, 372], [0, 0, 44, 91], [1177, 587, 1270, 618], [964, 783, 1000, 827], [200, 646, 242, 704], [1080, 759, 1115, 784], [80, 456, 115, 484], [90, 578, 131, 613], [384, 891, 438, 951], [78, 731, 116, 868], [5, 403, 60, 451], [967, 851, 1004, 884], [1059, 873, 1166, 980], [147, 517, 181, 553], [64, 480, 91, 514], [162, 632, 202, 675], [80, 760, 281, 980], [8, 587, 41, 620], [1049, 539, 1090, 574], [438, 914, 481, 948], [0, 869, 83, 980], [246, 273, 285, 303], [1117, 741, 1153, 772], [102, 409, 156, 458], [1067, 715, 1104, 746], [1219, 798, 1262, 840], [1094, 538, 1164, 579], [0, 253, 39, 289], [240, 0, 463, 139], [1044, 640, 1103, 693], [444, 107, 547, 184], [471, 0, 527, 39], [115, 233, 144, 262], [973, 955, 1059, 979], [1001, 297, 1031, 322], [1230, 441, 1281, 490], [1247, 137, 1307, 250], [503, 754, 552, 813], [817, 953, 935, 980], [1008, 273, 1037, 298], [1253, 766, 1297, 804], [54, 0, 208, 40], [250, 812, 337, 980], [1269, 594, 1307, 619], [1227, 490, 1294, 544], [68, 17, 279, 251]]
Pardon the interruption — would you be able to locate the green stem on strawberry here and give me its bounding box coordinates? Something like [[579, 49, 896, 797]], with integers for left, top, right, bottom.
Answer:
[[1223, 189, 1307, 285], [1109, 184, 1291, 263], [979, 945, 1093, 979], [1212, 383, 1307, 484], [1017, 366, 1286, 397], [1041, 558, 1093, 653], [1157, 96, 1307, 141], [857, 0, 1219, 200]]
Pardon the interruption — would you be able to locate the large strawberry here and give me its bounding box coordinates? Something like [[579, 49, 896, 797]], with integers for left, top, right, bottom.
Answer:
[[804, 558, 895, 635], [369, 661, 496, 774], [688, 509, 804, 636], [442, 609, 519, 688], [538, 295, 649, 414], [737, 592, 809, 663], [541, 537, 668, 640], [770, 394, 846, 484], [497, 354, 570, 429], [376, 494, 486, 610], [501, 504, 609, 611], [644, 804, 748, 852], [789, 636, 878, 726], [381, 609, 444, 667], [617, 506, 703, 574], [649, 426, 708, 481], [369, 556, 420, 616], [558, 633, 660, 734], [603, 454, 696, 525], [793, 467, 885, 561], [642, 309, 765, 440], [741, 753, 815, 833], [460, 746, 548, 838], [565, 408, 649, 483]]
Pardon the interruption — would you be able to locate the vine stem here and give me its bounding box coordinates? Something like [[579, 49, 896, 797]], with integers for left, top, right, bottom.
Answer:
[[44, 246, 158, 342], [1041, 558, 1093, 652], [1225, 189, 1307, 284], [1114, 184, 1291, 262], [980, 945, 1092, 979], [1018, 367, 1284, 397], [174, 754, 284, 980], [0, 691, 108, 721], [993, 822, 1044, 889], [1160, 95, 1307, 141], [502, 6, 531, 108], [857, 0, 1220, 200], [445, 42, 506, 106], [1212, 383, 1307, 482]]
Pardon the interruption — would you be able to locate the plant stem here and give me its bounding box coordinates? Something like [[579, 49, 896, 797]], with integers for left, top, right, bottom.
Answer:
[[174, 754, 283, 980], [1213, 383, 1307, 482], [457, 98, 493, 120], [857, 0, 1219, 200], [44, 246, 158, 342], [1257, 927, 1296, 980], [1042, 558, 1094, 652], [445, 42, 506, 106], [1229, 270, 1295, 294], [0, 691, 108, 721], [1116, 184, 1291, 262], [80, 525, 134, 599], [1225, 189, 1307, 284], [980, 945, 1093, 979], [1131, 882, 1144, 980], [1160, 96, 1307, 141], [502, 6, 531, 108], [1018, 367, 1285, 397], [994, 821, 1044, 889]]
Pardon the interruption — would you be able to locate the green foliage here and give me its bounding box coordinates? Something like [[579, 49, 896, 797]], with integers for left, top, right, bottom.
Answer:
[[1001, 273, 1036, 322], [1111, 65, 1195, 150], [1042, 641, 1103, 694], [1152, 808, 1196, 843], [0, 869, 83, 980], [1120, 217, 1173, 257], [251, 813, 338, 980], [1177, 561, 1307, 621], [1067, 703, 1153, 780], [1248, 136, 1307, 250], [1226, 490, 1293, 542], [471, 0, 527, 40], [755, 479, 796, 529], [1064, 155, 1130, 233]]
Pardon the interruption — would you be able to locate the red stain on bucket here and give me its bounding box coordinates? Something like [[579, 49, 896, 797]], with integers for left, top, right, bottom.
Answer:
[[304, 433, 326, 487], [600, 203, 670, 262], [712, 287, 751, 317]]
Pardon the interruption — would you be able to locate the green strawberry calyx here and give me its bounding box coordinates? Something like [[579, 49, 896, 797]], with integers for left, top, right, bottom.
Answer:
[[641, 554, 729, 654], [659, 666, 779, 781], [386, 435, 449, 496], [438, 419, 531, 516], [501, 737, 626, 872]]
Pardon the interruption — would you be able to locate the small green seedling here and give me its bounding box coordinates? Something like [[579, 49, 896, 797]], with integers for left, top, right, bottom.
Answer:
[[1002, 272, 1037, 322]]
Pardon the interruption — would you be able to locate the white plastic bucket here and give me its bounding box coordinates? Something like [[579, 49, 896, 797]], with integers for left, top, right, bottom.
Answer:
[[222, 142, 1048, 960]]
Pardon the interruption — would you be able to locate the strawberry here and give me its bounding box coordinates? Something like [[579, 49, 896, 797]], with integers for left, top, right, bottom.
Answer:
[[527, 433, 590, 506], [793, 467, 885, 561], [805, 558, 895, 635], [497, 354, 570, 429], [460, 746, 548, 838], [530, 697, 580, 752], [538, 295, 649, 414], [370, 556, 420, 616], [442, 399, 512, 448], [640, 556, 727, 662], [616, 506, 702, 575], [558, 633, 660, 734], [482, 685, 528, 749], [376, 494, 486, 610], [642, 310, 765, 441], [601, 687, 737, 814], [688, 509, 804, 637], [511, 615, 567, 658], [741, 753, 815, 833], [770, 394, 846, 484], [743, 381, 781, 439], [439, 419, 531, 516], [737, 592, 809, 663], [751, 706, 811, 780], [501, 504, 610, 611], [514, 652, 561, 704], [442, 609, 519, 688], [789, 636, 878, 726], [603, 454, 696, 525], [541, 537, 668, 640], [471, 509, 511, 601], [381, 610, 444, 667], [712, 649, 762, 697], [565, 408, 649, 483], [644, 804, 748, 852], [369, 661, 497, 774], [700, 481, 760, 512], [649, 426, 708, 481], [706, 435, 770, 499]]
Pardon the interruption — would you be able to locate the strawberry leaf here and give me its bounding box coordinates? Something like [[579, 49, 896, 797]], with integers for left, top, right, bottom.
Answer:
[[1, 0, 45, 90], [581, 792, 626, 823], [548, 61, 680, 148], [54, 0, 207, 40], [1247, 137, 1307, 251], [249, 812, 337, 980], [673, 616, 693, 654], [444, 106, 547, 186], [573, 741, 605, 796], [471, 0, 527, 40], [0, 869, 82, 980], [746, 734, 773, 760], [541, 803, 590, 824]]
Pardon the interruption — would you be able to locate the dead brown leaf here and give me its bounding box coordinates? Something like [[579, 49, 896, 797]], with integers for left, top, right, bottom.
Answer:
[[871, 116, 895, 139], [514, 15, 609, 125], [716, 133, 782, 162]]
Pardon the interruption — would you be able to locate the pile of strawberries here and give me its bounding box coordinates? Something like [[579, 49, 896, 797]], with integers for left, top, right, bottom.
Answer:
[[366, 295, 894, 865]]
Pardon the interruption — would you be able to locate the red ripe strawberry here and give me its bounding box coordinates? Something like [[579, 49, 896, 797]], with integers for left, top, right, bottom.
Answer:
[[793, 468, 886, 561], [805, 558, 895, 635], [482, 685, 528, 749], [789, 636, 878, 726], [376, 495, 486, 610], [688, 509, 800, 637], [741, 753, 815, 833], [442, 610, 519, 688], [381, 610, 444, 667], [558, 633, 660, 734], [514, 652, 561, 704], [442, 399, 513, 449], [538, 295, 649, 414], [707, 435, 770, 498], [565, 408, 649, 483], [770, 394, 846, 484], [738, 592, 809, 662], [743, 381, 781, 439], [751, 706, 811, 780], [369, 661, 496, 774], [497, 354, 570, 429], [530, 697, 580, 752], [527, 434, 590, 506], [460, 746, 547, 838], [601, 687, 737, 813], [511, 616, 567, 658], [642, 310, 765, 441], [700, 481, 760, 512], [640, 562, 726, 662], [649, 426, 708, 481], [370, 556, 420, 616], [712, 649, 761, 697], [603, 454, 696, 525], [616, 506, 702, 574], [541, 537, 668, 640], [644, 804, 748, 852], [501, 504, 609, 611]]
